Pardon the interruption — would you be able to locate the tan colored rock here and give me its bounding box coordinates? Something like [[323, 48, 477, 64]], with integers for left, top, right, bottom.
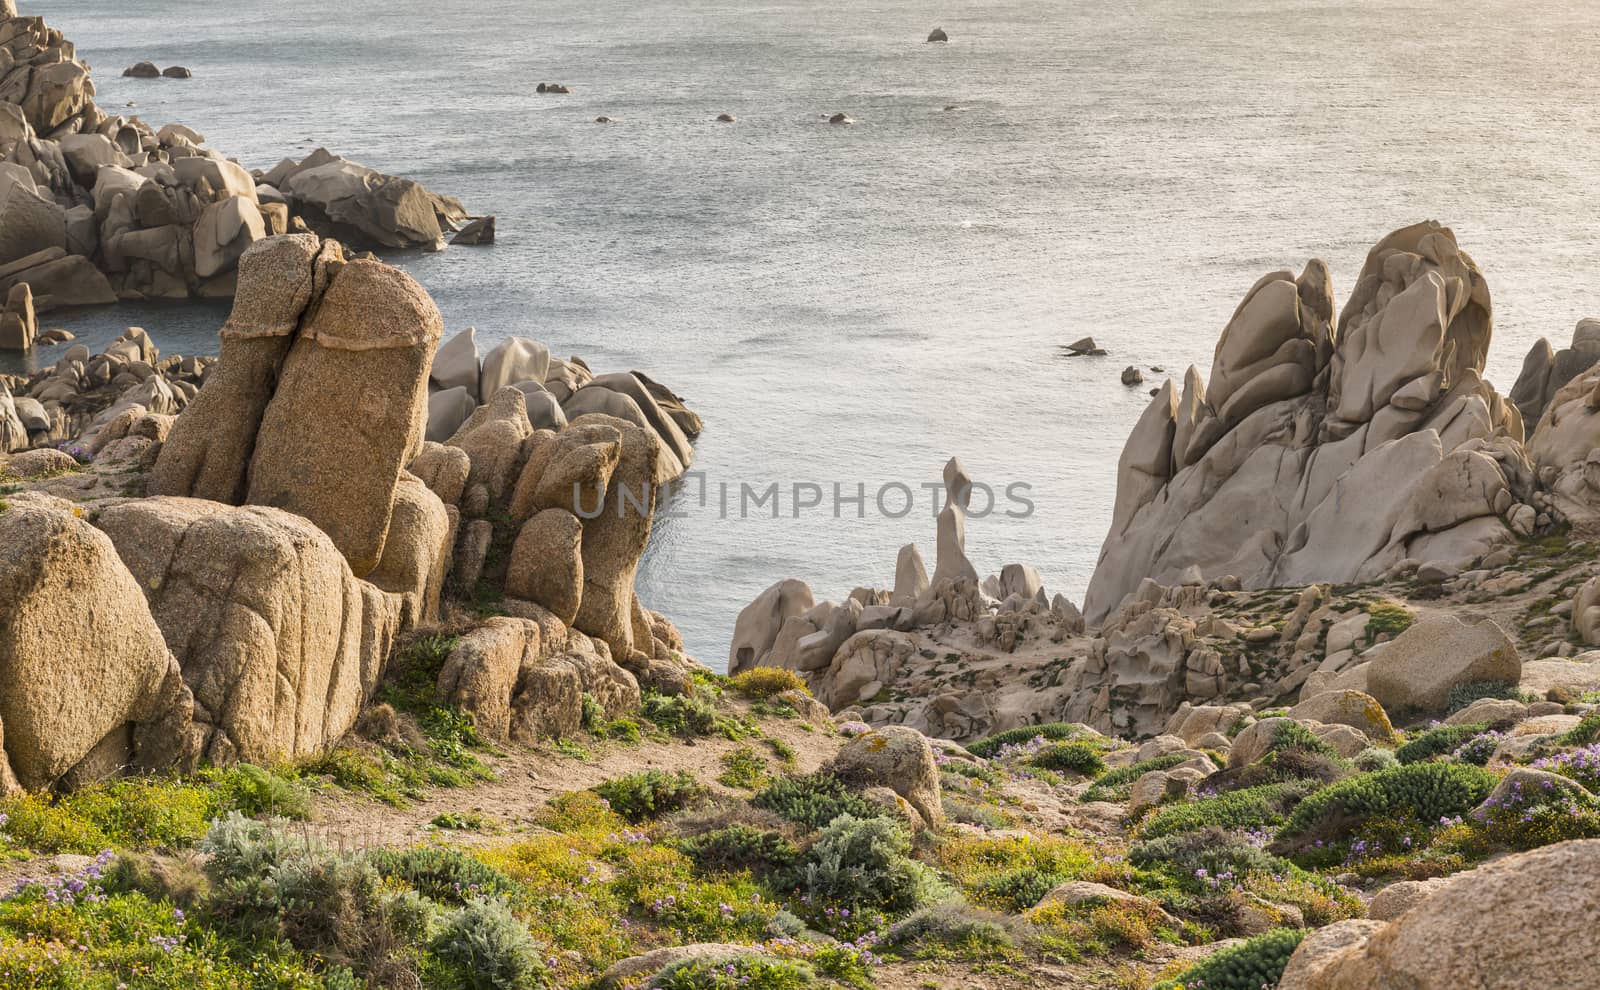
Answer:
[[729, 578, 816, 673], [407, 441, 471, 506], [1278, 840, 1600, 990], [151, 235, 329, 503], [367, 472, 452, 627], [437, 618, 536, 740], [1289, 690, 1394, 743], [505, 508, 584, 625], [448, 387, 534, 502], [246, 258, 443, 576], [0, 492, 198, 790], [98, 497, 400, 764], [0, 281, 35, 351], [1366, 612, 1520, 715], [1366, 879, 1451, 921], [193, 195, 265, 278], [827, 724, 942, 827]]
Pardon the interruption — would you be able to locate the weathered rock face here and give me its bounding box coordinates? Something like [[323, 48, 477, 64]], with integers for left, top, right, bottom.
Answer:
[[0, 492, 198, 790], [827, 725, 943, 827], [729, 579, 817, 673], [98, 497, 404, 765], [1278, 839, 1600, 990], [1511, 318, 1600, 427], [424, 332, 698, 484], [436, 612, 641, 743], [246, 257, 442, 576], [151, 234, 328, 503], [1365, 612, 1520, 715], [154, 236, 442, 579], [1085, 223, 1528, 621]]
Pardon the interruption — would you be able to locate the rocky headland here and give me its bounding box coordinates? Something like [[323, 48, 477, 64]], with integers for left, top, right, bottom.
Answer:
[[0, 6, 487, 335]]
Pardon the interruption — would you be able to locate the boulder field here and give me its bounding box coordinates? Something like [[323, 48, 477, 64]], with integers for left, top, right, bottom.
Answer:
[[0, 7, 487, 328], [0, 233, 705, 789]]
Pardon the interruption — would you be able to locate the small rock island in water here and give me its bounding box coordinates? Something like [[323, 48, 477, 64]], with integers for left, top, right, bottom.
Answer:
[[0, 4, 1598, 990]]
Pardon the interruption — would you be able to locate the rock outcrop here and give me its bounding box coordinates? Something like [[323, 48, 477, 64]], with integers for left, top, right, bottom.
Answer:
[[97, 497, 405, 764], [0, 492, 198, 790], [0, 10, 479, 321], [1509, 318, 1600, 427], [1085, 223, 1531, 621], [1279, 839, 1600, 989], [423, 327, 700, 482]]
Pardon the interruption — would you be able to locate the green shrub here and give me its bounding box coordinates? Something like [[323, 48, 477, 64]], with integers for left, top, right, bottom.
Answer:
[[213, 764, 312, 820], [1560, 711, 1600, 746], [1028, 742, 1106, 777], [432, 897, 547, 990], [640, 692, 757, 740], [1129, 827, 1294, 892], [1365, 601, 1413, 638], [1452, 732, 1504, 767], [1081, 753, 1190, 803], [1141, 782, 1316, 839], [1212, 746, 1350, 793], [728, 668, 810, 698], [875, 902, 1019, 960], [1446, 681, 1524, 714], [945, 799, 1013, 830], [200, 813, 419, 978], [717, 747, 769, 789], [1268, 721, 1342, 760], [1275, 763, 1496, 848], [752, 773, 888, 831], [678, 825, 801, 876], [974, 866, 1062, 911], [593, 770, 708, 823], [1353, 747, 1400, 772], [0, 776, 220, 853], [800, 815, 948, 916], [1396, 724, 1489, 765], [967, 723, 1085, 758], [651, 954, 816, 989], [371, 845, 520, 905], [1152, 927, 1307, 990]]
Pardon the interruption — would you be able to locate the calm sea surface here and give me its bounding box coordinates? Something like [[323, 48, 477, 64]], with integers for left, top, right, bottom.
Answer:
[[20, 0, 1600, 666]]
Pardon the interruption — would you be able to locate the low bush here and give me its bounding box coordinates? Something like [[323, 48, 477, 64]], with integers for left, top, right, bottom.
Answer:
[[1353, 747, 1400, 772], [1081, 753, 1190, 803], [1140, 781, 1316, 839], [1446, 681, 1524, 715], [213, 764, 312, 820], [1365, 600, 1413, 639], [371, 845, 520, 906], [874, 902, 1019, 960], [643, 693, 753, 740], [967, 723, 1085, 758], [717, 747, 769, 789], [752, 773, 887, 831], [800, 814, 948, 917], [728, 668, 809, 699], [1274, 763, 1496, 851], [1028, 742, 1106, 777], [677, 825, 801, 876], [1396, 724, 1488, 765], [1129, 826, 1293, 893], [1560, 711, 1600, 747], [593, 771, 708, 823], [0, 776, 220, 853], [432, 897, 547, 990], [201, 813, 423, 979], [651, 954, 816, 990], [974, 865, 1062, 911], [1152, 927, 1307, 990]]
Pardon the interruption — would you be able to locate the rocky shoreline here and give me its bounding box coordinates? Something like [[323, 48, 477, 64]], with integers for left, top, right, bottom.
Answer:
[[0, 3, 1598, 986], [0, 7, 488, 333]]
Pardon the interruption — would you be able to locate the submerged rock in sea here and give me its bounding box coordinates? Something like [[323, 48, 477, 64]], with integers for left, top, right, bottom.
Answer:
[[927, 27, 949, 43]]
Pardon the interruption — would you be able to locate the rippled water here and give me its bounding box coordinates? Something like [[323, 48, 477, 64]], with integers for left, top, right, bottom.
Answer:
[[20, 0, 1600, 666]]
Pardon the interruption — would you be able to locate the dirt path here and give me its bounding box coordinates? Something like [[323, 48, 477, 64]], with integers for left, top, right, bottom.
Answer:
[[308, 702, 843, 851]]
